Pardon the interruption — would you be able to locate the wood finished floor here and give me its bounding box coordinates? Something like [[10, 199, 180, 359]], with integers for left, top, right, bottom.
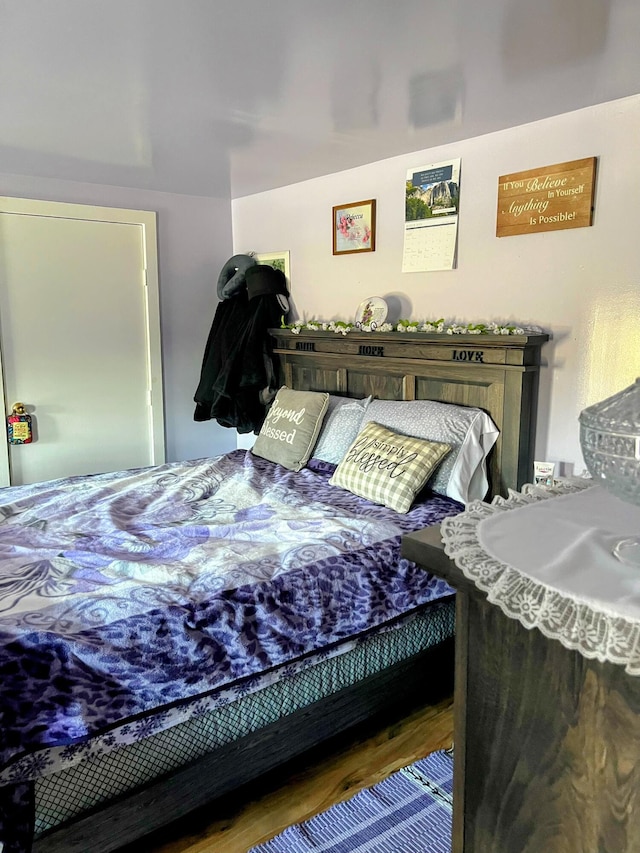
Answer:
[[119, 695, 454, 853]]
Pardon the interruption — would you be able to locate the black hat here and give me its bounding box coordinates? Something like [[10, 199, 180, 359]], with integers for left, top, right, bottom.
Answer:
[[245, 264, 288, 300]]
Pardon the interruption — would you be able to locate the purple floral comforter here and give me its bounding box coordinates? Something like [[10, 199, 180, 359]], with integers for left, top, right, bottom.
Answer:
[[0, 450, 460, 851]]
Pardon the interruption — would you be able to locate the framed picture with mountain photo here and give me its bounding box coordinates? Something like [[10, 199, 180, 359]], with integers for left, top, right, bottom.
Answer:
[[255, 251, 291, 293], [332, 199, 376, 255]]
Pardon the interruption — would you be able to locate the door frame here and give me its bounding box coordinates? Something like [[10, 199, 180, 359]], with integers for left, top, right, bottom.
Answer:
[[0, 197, 165, 486]]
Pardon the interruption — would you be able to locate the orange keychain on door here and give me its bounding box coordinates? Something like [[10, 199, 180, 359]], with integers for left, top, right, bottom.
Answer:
[[7, 402, 33, 444]]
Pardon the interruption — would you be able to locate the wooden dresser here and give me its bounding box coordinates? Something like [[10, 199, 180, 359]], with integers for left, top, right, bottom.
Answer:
[[402, 524, 640, 853]]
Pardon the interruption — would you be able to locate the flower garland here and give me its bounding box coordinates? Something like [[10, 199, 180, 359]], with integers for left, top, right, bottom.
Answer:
[[282, 318, 530, 336]]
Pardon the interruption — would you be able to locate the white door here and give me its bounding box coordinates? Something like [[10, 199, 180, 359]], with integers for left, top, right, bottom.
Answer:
[[0, 198, 165, 486]]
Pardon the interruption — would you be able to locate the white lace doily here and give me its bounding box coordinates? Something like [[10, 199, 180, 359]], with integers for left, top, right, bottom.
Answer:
[[440, 479, 640, 675]]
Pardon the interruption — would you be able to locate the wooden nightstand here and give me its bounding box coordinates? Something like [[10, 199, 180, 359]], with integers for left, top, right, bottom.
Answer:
[[402, 524, 640, 853]]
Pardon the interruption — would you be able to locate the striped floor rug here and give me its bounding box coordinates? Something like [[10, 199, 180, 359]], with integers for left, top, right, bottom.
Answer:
[[249, 748, 453, 853]]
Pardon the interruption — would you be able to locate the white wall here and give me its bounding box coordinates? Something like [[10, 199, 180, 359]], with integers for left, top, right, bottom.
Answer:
[[232, 95, 640, 476], [0, 173, 237, 463]]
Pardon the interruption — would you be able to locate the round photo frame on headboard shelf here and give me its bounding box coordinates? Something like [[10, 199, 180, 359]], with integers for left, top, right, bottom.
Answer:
[[355, 297, 388, 330]]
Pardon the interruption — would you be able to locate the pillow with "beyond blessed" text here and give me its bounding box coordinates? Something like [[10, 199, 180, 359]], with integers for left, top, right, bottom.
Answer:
[[251, 386, 329, 472]]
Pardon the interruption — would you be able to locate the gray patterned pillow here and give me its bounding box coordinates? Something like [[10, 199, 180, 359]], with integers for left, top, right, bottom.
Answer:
[[361, 400, 499, 503], [312, 396, 372, 464], [329, 421, 451, 513], [252, 387, 329, 471]]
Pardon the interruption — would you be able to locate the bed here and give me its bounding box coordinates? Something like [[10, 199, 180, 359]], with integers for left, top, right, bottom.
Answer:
[[0, 328, 547, 853]]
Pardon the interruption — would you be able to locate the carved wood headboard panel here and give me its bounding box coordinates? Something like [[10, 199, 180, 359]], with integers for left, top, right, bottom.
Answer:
[[270, 328, 549, 498]]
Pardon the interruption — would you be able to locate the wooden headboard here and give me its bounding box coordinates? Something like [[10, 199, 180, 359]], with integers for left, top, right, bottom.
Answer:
[[270, 328, 549, 498]]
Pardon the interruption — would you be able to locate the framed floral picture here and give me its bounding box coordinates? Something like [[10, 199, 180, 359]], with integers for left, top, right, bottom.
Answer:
[[255, 251, 291, 292], [332, 199, 376, 255]]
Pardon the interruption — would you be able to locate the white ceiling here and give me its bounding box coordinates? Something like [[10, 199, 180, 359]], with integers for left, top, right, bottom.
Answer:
[[2, 0, 639, 199]]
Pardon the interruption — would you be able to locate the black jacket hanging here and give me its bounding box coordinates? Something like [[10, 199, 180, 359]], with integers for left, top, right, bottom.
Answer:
[[193, 263, 288, 433]]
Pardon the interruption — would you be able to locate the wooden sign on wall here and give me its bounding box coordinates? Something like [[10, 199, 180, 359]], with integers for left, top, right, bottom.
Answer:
[[496, 157, 596, 237]]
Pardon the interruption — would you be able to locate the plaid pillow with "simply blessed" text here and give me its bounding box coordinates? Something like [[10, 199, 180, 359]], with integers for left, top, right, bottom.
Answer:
[[329, 421, 451, 513]]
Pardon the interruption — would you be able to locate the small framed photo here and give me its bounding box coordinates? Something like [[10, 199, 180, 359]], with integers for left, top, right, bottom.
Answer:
[[332, 199, 376, 255], [255, 251, 291, 292]]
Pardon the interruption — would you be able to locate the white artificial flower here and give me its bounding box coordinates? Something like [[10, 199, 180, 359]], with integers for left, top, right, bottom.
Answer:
[[284, 316, 534, 339]]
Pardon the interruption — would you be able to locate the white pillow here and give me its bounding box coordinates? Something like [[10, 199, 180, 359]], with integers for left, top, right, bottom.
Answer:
[[312, 396, 372, 465], [360, 400, 499, 503]]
